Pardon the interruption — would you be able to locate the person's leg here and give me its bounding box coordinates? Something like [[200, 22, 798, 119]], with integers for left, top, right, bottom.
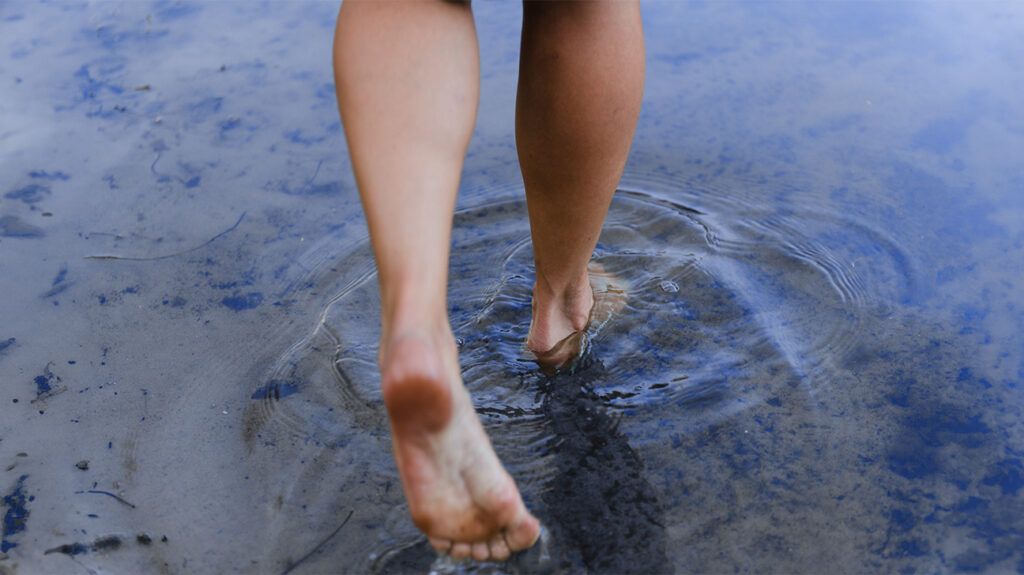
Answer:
[[517, 1, 644, 356], [334, 1, 539, 561]]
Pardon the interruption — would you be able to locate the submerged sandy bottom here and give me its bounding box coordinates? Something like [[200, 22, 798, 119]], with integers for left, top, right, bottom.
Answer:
[[1, 2, 1023, 574]]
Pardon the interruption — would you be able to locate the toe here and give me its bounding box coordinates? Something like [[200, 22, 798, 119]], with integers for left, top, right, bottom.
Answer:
[[471, 542, 490, 561], [489, 534, 510, 561], [504, 510, 541, 552], [450, 542, 472, 560], [429, 537, 452, 555]]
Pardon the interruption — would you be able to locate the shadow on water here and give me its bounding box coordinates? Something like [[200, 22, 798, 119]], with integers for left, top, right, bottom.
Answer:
[[535, 355, 668, 574]]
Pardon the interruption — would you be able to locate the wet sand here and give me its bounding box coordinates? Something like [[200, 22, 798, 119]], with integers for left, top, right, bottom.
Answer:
[[2, 1, 1023, 573]]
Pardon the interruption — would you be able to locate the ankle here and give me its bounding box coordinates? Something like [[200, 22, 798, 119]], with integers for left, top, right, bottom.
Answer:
[[379, 297, 454, 365], [380, 288, 448, 335], [534, 265, 590, 299], [532, 269, 593, 331]]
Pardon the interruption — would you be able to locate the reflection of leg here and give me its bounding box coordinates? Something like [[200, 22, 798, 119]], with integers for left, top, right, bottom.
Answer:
[[333, 1, 539, 561], [517, 1, 645, 355]]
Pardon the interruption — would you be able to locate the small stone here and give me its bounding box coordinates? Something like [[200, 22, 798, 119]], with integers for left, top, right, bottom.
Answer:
[[93, 535, 122, 551], [75, 460, 90, 470], [136, 533, 152, 545]]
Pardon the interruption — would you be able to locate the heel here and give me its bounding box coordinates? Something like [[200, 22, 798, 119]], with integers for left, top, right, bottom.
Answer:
[[381, 337, 453, 432]]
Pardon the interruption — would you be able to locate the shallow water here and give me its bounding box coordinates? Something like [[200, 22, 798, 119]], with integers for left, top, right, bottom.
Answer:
[[2, 1, 1023, 574]]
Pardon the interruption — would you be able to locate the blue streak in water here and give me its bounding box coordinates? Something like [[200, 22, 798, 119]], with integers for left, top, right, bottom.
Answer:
[[4, 184, 51, 204], [251, 381, 300, 400], [221, 292, 263, 311], [2, 475, 30, 553], [28, 170, 70, 181]]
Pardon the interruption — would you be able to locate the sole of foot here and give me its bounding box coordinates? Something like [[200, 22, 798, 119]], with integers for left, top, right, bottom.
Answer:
[[381, 332, 541, 561]]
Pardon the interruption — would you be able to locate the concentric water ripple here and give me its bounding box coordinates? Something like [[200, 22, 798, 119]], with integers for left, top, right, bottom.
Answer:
[[247, 179, 917, 570]]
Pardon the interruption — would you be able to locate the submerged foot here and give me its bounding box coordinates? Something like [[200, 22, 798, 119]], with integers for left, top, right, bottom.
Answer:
[[527, 263, 628, 369], [380, 330, 541, 561]]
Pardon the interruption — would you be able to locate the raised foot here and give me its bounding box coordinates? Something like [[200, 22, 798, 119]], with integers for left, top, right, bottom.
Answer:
[[380, 333, 541, 561]]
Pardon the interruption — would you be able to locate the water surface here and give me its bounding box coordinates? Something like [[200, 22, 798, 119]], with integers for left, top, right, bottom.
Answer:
[[1, 1, 1023, 574]]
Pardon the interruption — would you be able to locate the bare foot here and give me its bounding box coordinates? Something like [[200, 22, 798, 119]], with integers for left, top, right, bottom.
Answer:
[[527, 263, 628, 369], [380, 329, 541, 561], [527, 270, 593, 369]]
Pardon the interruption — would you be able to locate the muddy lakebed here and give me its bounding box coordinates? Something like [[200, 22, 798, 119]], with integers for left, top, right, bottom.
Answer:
[[2, 1, 1023, 574]]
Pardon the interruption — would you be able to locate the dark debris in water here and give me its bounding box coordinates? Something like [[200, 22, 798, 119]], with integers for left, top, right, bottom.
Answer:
[[84, 212, 245, 261], [92, 535, 122, 551], [45, 534, 124, 556], [45, 542, 90, 556], [280, 509, 353, 575], [42, 531, 166, 558], [76, 489, 136, 509], [1, 475, 31, 553], [31, 364, 63, 399]]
